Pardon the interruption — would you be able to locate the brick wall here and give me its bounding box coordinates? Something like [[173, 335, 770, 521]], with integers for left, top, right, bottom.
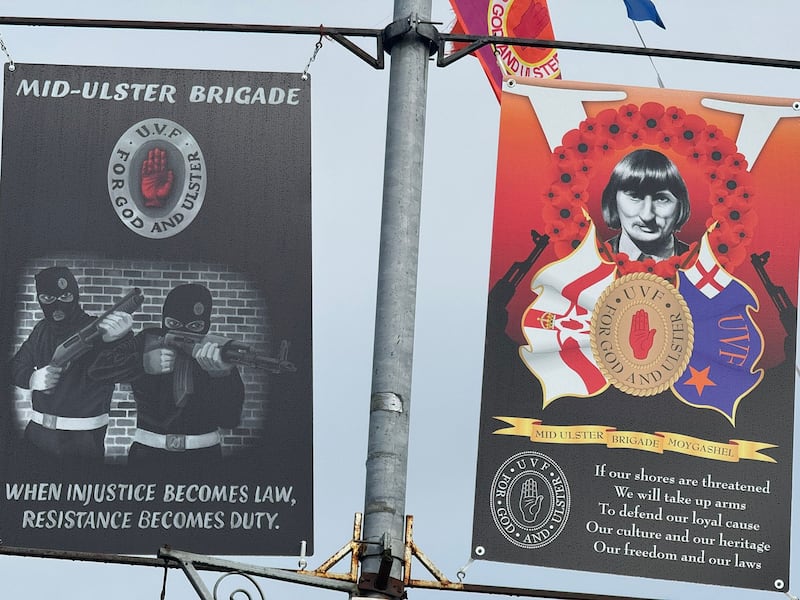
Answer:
[[11, 256, 273, 464]]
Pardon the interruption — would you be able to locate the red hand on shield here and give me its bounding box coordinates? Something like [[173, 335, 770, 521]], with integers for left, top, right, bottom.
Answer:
[[629, 309, 656, 360], [141, 147, 174, 208]]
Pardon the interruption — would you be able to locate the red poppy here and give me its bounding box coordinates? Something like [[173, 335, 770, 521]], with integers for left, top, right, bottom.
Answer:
[[562, 129, 597, 156], [714, 219, 755, 248], [697, 128, 737, 163], [596, 108, 627, 143], [542, 184, 569, 204], [566, 184, 590, 206], [616, 256, 656, 276], [551, 145, 583, 169], [593, 135, 619, 156], [654, 257, 683, 281], [618, 103, 645, 131], [542, 193, 581, 222], [639, 102, 666, 144], [712, 237, 749, 270], [654, 129, 678, 149], [708, 169, 746, 201], [549, 161, 590, 190], [710, 185, 755, 212], [578, 117, 601, 137], [703, 163, 724, 187], [553, 235, 588, 258], [710, 202, 758, 231], [673, 113, 707, 154], [621, 124, 648, 147], [723, 152, 748, 171], [728, 184, 756, 208], [663, 106, 687, 130], [614, 253, 639, 276]]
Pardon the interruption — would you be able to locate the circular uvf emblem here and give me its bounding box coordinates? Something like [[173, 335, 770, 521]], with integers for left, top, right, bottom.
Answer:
[[108, 118, 206, 239], [490, 451, 570, 549], [591, 273, 694, 396]]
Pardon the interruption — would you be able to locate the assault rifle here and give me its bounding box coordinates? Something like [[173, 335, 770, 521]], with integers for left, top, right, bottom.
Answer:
[[750, 252, 797, 338], [487, 230, 550, 331], [162, 332, 297, 374], [50, 287, 145, 370]]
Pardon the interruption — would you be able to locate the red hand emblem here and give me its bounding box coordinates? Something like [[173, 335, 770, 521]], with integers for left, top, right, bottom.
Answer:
[[629, 309, 656, 360], [509, 0, 549, 39], [141, 147, 174, 208]]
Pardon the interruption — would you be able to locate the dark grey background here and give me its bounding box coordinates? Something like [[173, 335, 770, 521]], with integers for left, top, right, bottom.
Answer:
[[0, 63, 313, 555]]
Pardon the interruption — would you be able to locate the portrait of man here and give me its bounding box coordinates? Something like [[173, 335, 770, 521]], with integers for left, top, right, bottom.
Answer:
[[601, 148, 691, 261]]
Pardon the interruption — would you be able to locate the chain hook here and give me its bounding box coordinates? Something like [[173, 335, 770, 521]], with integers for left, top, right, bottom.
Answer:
[[301, 25, 325, 81], [0, 32, 16, 72]]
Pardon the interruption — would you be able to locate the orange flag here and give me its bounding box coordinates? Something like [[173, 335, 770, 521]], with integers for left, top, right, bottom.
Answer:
[[448, 0, 560, 100]]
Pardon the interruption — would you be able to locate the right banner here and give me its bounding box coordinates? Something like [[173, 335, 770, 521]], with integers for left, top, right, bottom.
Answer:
[[473, 77, 800, 591]]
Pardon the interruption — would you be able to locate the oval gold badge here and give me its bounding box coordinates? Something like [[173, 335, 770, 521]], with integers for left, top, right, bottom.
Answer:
[[591, 273, 693, 396]]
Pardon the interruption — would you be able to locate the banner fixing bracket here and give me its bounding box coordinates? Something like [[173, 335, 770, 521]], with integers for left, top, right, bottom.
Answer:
[[381, 14, 439, 56]]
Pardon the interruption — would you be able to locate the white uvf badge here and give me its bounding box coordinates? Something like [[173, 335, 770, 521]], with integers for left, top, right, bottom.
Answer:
[[490, 450, 571, 549], [107, 118, 206, 239]]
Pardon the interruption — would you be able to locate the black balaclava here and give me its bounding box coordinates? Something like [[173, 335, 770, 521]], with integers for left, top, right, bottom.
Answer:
[[162, 284, 212, 335], [35, 266, 80, 329]]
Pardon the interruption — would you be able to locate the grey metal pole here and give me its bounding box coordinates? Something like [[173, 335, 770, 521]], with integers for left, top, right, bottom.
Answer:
[[358, 0, 432, 598]]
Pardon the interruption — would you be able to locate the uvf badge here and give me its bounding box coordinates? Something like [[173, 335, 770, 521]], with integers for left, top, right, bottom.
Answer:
[[108, 118, 206, 239], [591, 273, 693, 396]]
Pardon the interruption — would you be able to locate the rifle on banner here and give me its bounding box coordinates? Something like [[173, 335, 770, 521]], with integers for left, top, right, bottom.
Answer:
[[162, 332, 297, 374], [750, 252, 797, 338], [487, 230, 550, 331], [49, 287, 145, 371]]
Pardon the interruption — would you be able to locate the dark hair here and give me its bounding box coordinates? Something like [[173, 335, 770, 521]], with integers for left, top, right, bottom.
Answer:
[[601, 149, 690, 230]]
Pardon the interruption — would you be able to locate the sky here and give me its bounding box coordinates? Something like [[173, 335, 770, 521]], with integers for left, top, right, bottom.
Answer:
[[0, 1, 799, 599]]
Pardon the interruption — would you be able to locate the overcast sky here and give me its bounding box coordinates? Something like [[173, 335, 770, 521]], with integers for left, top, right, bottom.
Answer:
[[1, 1, 799, 599]]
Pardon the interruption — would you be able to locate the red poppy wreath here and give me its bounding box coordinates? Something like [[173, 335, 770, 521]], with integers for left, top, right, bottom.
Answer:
[[541, 102, 756, 280]]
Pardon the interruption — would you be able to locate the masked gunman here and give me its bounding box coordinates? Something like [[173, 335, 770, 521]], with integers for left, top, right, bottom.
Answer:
[[11, 266, 134, 461], [90, 283, 244, 464]]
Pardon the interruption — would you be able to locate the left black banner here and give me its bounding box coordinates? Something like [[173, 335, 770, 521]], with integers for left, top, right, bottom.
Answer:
[[0, 63, 313, 555]]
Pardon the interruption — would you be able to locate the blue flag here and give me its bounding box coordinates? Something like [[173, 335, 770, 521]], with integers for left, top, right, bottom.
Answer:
[[623, 0, 666, 28], [672, 235, 763, 423]]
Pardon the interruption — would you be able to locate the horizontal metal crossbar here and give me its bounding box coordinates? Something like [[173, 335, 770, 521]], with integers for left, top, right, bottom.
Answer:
[[1, 16, 799, 71]]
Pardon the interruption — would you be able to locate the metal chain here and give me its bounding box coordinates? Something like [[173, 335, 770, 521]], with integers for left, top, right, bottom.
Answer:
[[0, 32, 15, 71], [301, 28, 324, 81]]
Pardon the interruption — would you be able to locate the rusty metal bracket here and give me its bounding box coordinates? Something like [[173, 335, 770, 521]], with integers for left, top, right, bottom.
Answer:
[[401, 515, 661, 600], [0, 515, 666, 599], [156, 513, 365, 599]]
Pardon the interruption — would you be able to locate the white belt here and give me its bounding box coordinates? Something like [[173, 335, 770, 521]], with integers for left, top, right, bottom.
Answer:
[[133, 428, 221, 452], [30, 410, 109, 431]]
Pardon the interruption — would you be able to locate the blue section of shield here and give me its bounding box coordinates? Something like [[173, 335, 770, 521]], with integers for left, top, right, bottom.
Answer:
[[675, 271, 762, 418]]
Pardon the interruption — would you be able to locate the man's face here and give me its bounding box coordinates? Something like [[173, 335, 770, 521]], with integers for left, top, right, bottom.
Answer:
[[615, 188, 680, 246]]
